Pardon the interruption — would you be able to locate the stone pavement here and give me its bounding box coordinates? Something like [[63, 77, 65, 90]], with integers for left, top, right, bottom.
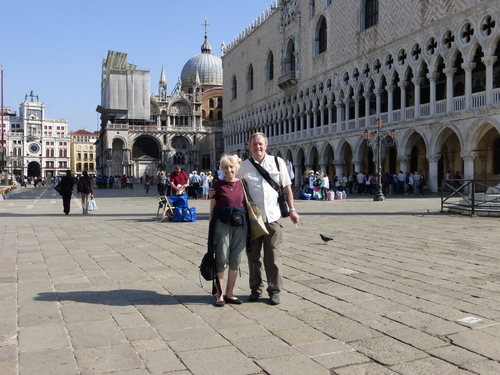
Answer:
[[1, 184, 500, 375]]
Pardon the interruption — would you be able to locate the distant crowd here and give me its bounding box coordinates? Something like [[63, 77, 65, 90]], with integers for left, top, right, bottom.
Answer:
[[300, 170, 430, 199]]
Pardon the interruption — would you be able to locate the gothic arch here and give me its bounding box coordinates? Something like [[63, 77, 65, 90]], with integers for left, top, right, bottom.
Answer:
[[428, 121, 464, 155], [108, 136, 127, 150], [285, 38, 296, 74], [467, 115, 500, 151]]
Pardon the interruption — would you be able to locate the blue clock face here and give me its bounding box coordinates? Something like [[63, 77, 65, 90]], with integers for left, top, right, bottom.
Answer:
[[29, 143, 40, 153]]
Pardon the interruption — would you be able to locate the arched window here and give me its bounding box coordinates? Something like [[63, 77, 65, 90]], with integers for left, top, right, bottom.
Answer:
[[231, 76, 237, 99], [247, 64, 254, 91], [209, 110, 214, 120], [285, 39, 295, 73], [173, 152, 186, 165], [363, 0, 379, 30], [266, 52, 274, 81], [217, 97, 223, 108], [209, 98, 214, 108], [316, 17, 327, 55]]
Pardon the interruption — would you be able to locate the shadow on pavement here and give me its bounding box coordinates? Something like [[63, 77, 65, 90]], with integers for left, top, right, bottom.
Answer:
[[300, 211, 445, 216], [34, 290, 212, 306]]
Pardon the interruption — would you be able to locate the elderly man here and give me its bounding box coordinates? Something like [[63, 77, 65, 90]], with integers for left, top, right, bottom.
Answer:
[[237, 132, 300, 305]]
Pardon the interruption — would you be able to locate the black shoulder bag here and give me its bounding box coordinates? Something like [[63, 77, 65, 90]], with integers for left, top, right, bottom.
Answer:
[[249, 156, 289, 218]]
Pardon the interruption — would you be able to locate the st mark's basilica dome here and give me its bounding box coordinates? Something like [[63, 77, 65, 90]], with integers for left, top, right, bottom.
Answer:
[[180, 34, 223, 87]]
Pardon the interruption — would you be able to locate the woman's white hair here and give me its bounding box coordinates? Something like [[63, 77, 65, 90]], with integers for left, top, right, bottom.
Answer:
[[220, 154, 242, 169]]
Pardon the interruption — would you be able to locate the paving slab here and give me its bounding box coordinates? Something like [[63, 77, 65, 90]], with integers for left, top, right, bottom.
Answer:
[[1, 186, 500, 374]]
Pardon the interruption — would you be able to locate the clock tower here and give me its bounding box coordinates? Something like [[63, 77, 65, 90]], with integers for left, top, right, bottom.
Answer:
[[5, 91, 70, 179]]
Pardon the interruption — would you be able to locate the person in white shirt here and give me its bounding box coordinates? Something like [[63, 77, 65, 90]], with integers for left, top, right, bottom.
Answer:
[[321, 173, 330, 200], [356, 171, 366, 194], [237, 133, 300, 306]]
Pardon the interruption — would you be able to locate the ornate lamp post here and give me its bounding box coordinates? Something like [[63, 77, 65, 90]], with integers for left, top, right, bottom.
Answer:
[[242, 142, 249, 160], [364, 119, 397, 201]]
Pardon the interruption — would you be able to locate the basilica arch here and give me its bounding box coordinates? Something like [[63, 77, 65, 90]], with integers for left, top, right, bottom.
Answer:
[[132, 136, 161, 179]]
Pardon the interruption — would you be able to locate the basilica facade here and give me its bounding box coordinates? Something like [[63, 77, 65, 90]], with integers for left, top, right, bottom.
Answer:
[[96, 34, 224, 179], [222, 0, 500, 192]]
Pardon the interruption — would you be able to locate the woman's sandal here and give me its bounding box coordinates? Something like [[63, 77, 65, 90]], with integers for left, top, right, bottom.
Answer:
[[214, 295, 225, 307], [224, 296, 243, 305]]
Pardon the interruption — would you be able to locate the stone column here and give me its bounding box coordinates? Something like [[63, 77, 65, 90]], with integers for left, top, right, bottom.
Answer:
[[385, 85, 395, 123], [461, 151, 477, 180], [426, 153, 441, 193], [443, 67, 456, 113], [427, 72, 438, 116], [299, 112, 305, 132], [333, 160, 345, 178], [344, 98, 351, 123], [482, 55, 497, 105], [305, 109, 311, 130], [294, 165, 301, 185], [327, 103, 333, 127], [412, 77, 421, 118], [353, 96, 360, 128], [462, 62, 475, 110], [374, 89, 383, 119], [335, 101, 343, 130], [319, 106, 325, 127], [398, 81, 408, 121], [364, 93, 371, 124], [353, 160, 363, 173], [397, 156, 410, 173], [320, 163, 328, 175]]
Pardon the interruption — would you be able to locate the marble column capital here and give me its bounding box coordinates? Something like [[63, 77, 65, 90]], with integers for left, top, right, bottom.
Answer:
[[460, 151, 477, 162], [333, 159, 346, 166], [461, 62, 476, 71], [482, 55, 497, 66], [443, 67, 457, 77], [426, 153, 441, 162]]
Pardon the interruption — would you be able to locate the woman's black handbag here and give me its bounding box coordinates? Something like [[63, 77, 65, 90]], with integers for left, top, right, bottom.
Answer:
[[200, 250, 217, 281]]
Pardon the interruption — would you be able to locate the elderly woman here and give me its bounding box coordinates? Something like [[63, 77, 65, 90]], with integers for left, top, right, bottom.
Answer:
[[209, 154, 248, 307]]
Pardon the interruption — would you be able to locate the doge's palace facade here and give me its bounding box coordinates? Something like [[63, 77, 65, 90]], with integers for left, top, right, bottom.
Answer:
[[223, 0, 500, 192]]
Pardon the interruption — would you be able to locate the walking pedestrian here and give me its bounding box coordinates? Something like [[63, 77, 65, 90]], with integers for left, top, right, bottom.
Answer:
[[78, 170, 93, 214], [59, 170, 74, 215]]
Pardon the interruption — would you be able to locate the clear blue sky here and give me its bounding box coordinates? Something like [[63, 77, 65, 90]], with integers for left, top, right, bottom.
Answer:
[[1, 0, 274, 132]]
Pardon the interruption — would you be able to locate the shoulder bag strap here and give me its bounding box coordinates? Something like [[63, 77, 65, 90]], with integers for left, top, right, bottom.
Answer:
[[249, 157, 282, 193]]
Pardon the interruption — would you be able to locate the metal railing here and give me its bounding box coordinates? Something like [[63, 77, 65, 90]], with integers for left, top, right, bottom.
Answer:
[[441, 179, 500, 216]]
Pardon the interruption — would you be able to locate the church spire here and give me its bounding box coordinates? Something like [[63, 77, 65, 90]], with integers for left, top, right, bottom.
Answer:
[[158, 65, 167, 101], [159, 65, 166, 85], [194, 69, 201, 86]]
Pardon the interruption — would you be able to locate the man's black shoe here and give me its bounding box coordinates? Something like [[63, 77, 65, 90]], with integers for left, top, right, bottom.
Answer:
[[248, 291, 261, 302]]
